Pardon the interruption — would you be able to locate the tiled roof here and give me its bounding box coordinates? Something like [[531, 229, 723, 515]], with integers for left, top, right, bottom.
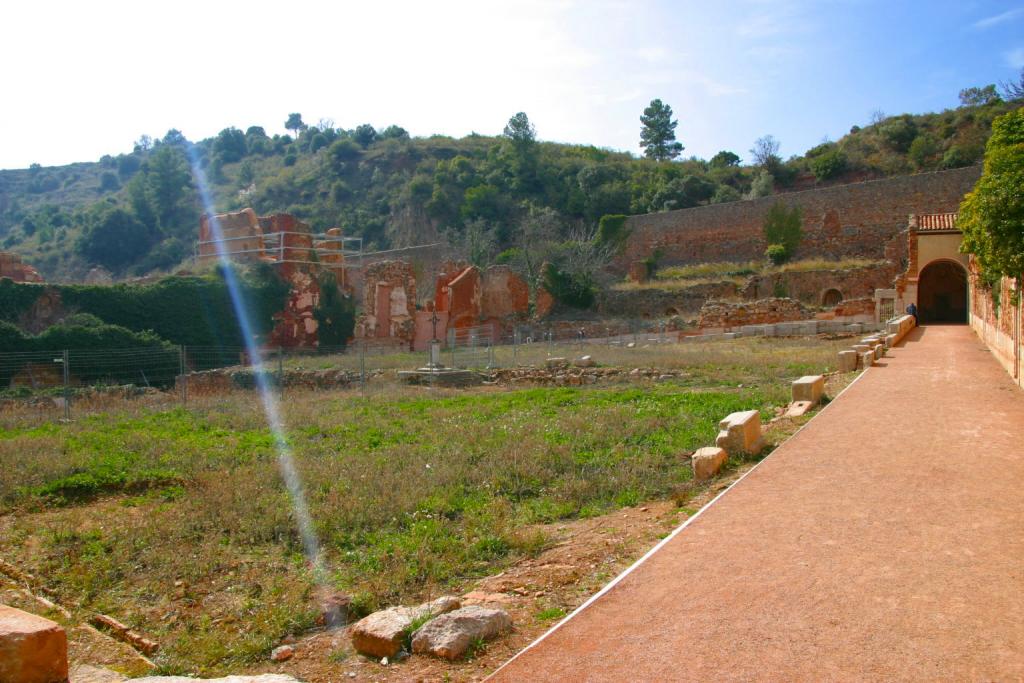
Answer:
[[917, 213, 959, 231]]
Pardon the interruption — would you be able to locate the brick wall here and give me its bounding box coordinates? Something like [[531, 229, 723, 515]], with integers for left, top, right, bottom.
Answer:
[[617, 166, 981, 270]]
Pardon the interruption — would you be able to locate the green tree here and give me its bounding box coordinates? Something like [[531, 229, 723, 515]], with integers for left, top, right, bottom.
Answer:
[[762, 201, 803, 264], [959, 107, 1024, 280], [353, 124, 378, 147], [502, 112, 539, 192], [75, 206, 157, 271], [710, 150, 740, 168], [213, 127, 247, 162], [639, 99, 684, 161], [146, 146, 192, 227], [285, 113, 306, 138], [959, 84, 1001, 107]]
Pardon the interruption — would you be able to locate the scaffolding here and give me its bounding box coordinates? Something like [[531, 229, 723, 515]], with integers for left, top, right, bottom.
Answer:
[[195, 231, 364, 268]]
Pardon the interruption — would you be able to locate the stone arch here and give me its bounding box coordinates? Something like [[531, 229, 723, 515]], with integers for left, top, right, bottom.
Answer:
[[917, 259, 968, 324], [821, 288, 843, 307]]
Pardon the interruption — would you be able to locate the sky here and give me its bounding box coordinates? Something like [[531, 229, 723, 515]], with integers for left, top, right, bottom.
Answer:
[[1, 0, 1022, 170]]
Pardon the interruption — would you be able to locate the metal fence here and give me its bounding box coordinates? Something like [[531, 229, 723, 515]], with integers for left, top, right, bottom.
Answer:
[[0, 319, 682, 422]]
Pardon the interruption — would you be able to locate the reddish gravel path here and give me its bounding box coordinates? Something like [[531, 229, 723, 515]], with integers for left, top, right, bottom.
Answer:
[[490, 326, 1024, 682]]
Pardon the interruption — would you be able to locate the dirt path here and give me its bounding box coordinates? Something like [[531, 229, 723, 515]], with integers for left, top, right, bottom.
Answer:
[[490, 326, 1024, 682]]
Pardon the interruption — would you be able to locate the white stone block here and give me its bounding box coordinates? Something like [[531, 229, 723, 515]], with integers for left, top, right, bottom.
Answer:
[[692, 446, 728, 481], [715, 409, 764, 456], [792, 375, 825, 404]]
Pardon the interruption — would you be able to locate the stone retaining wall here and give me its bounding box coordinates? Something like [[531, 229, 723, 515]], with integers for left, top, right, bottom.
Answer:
[[697, 298, 808, 329], [616, 166, 980, 271]]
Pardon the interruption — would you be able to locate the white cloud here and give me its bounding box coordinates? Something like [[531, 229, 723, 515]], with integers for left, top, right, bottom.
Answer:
[[973, 7, 1024, 29]]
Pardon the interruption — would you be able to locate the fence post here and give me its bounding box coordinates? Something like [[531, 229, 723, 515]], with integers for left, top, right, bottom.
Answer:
[[277, 346, 284, 388], [62, 349, 70, 421], [513, 328, 518, 367], [180, 345, 188, 405], [449, 327, 456, 368], [359, 343, 366, 389]]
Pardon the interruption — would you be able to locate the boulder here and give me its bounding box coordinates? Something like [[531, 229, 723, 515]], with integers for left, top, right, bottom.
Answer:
[[351, 596, 461, 658], [691, 447, 728, 481], [574, 355, 596, 368], [0, 605, 68, 683], [715, 410, 764, 456], [410, 606, 512, 660]]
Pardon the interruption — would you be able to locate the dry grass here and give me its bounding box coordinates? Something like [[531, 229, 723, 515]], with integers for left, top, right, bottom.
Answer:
[[614, 258, 888, 292]]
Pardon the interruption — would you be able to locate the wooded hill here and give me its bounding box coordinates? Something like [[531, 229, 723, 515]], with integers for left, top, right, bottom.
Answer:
[[0, 93, 1019, 283]]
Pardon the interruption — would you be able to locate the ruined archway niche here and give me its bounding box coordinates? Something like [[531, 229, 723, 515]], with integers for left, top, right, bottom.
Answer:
[[917, 260, 967, 324], [821, 288, 843, 307]]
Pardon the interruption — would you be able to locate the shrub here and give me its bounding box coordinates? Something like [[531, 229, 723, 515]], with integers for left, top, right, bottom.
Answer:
[[595, 214, 629, 250], [810, 149, 848, 180], [765, 244, 788, 265], [542, 262, 594, 309], [762, 201, 803, 263]]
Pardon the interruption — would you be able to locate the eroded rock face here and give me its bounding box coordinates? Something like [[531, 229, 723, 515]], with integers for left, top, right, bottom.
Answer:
[[410, 606, 512, 660]]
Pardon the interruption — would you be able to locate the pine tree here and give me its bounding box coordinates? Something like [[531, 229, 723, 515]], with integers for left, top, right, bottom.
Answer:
[[639, 99, 684, 161]]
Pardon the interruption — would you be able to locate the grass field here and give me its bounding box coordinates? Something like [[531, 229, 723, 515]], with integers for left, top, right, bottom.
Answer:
[[0, 336, 846, 675], [611, 257, 887, 292]]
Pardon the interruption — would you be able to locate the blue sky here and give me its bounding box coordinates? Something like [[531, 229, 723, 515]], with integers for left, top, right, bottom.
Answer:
[[1, 0, 1021, 169]]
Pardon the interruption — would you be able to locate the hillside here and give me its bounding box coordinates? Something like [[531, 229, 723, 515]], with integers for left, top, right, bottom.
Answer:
[[0, 96, 1019, 283]]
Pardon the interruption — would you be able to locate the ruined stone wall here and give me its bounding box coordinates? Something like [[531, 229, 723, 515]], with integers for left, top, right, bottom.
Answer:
[[968, 259, 1022, 388], [0, 251, 44, 283], [597, 282, 739, 319], [357, 260, 417, 348], [617, 166, 981, 270], [697, 298, 808, 330], [741, 263, 897, 305]]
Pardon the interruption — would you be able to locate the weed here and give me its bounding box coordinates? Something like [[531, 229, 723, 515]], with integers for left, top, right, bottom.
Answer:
[[536, 607, 567, 621]]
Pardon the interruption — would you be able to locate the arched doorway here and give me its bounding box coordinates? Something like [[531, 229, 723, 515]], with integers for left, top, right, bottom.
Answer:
[[918, 260, 967, 323], [821, 288, 843, 307]]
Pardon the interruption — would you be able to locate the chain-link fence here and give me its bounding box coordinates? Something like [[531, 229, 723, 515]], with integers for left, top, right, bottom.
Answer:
[[0, 318, 687, 423]]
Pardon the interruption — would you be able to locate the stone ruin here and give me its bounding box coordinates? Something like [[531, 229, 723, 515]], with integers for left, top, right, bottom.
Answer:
[[355, 261, 533, 351], [198, 209, 353, 348], [356, 260, 418, 349], [0, 251, 43, 283]]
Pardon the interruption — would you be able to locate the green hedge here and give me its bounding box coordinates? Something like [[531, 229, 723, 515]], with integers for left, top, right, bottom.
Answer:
[[0, 264, 289, 350]]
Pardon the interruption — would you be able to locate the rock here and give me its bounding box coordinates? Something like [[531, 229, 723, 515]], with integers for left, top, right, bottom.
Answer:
[[791, 375, 824, 404], [410, 606, 512, 660], [350, 596, 461, 658], [270, 645, 294, 662], [626, 342, 636, 348], [70, 664, 126, 683], [545, 357, 568, 369], [715, 409, 764, 456], [315, 590, 351, 627], [784, 401, 814, 418], [0, 605, 68, 683], [351, 608, 411, 658], [692, 446, 728, 481], [574, 355, 596, 368], [837, 350, 858, 372]]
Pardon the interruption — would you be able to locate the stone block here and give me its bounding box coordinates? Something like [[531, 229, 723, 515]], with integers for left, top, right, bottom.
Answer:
[[722, 332, 737, 340], [874, 345, 884, 359], [573, 355, 596, 368], [884, 333, 897, 348], [838, 350, 858, 372], [715, 410, 764, 456], [791, 375, 825, 404], [784, 400, 814, 417], [860, 350, 874, 368], [851, 344, 871, 354], [847, 323, 864, 334], [692, 446, 728, 481], [0, 605, 68, 683]]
